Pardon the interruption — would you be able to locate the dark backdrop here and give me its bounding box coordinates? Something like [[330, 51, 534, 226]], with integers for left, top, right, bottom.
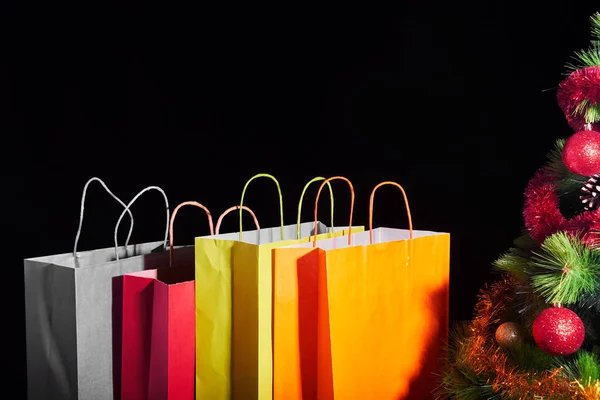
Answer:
[[4, 2, 598, 396]]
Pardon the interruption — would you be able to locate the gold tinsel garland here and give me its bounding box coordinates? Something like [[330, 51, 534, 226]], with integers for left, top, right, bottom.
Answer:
[[462, 277, 600, 399]]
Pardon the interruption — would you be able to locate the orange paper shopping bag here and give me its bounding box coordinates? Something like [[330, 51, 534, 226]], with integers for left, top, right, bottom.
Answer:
[[271, 176, 338, 400], [272, 177, 450, 400]]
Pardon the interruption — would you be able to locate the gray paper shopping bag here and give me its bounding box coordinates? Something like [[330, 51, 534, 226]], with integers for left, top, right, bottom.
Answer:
[[23, 179, 181, 400]]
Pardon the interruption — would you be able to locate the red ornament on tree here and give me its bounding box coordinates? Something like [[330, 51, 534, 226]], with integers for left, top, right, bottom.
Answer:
[[562, 128, 600, 176], [532, 307, 585, 356]]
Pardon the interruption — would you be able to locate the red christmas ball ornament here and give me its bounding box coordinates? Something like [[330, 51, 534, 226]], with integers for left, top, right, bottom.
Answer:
[[562, 129, 600, 176], [532, 307, 585, 356]]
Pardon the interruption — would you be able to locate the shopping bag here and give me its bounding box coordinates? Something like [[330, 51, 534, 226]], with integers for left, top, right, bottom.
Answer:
[[111, 191, 199, 400], [275, 177, 450, 400], [194, 173, 364, 400], [24, 179, 173, 400], [120, 201, 214, 400], [271, 176, 342, 400]]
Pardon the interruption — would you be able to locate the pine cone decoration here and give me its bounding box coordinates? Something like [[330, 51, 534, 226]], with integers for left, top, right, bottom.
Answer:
[[581, 174, 600, 210]]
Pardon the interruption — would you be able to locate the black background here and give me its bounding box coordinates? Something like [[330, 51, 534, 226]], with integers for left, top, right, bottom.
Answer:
[[5, 2, 600, 396]]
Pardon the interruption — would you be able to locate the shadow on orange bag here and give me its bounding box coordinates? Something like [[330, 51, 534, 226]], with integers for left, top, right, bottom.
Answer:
[[272, 177, 450, 400]]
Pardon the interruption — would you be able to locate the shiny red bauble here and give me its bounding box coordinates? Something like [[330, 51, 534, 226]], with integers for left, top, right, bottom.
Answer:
[[562, 129, 600, 176], [532, 307, 585, 356]]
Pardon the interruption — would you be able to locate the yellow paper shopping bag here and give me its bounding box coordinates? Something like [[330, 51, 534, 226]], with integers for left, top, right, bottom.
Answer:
[[273, 177, 450, 400], [194, 174, 363, 400]]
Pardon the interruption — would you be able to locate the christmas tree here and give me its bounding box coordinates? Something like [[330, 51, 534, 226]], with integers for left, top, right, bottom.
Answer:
[[438, 12, 600, 400]]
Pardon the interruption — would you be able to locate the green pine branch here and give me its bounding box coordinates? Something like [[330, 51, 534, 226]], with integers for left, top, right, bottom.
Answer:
[[438, 370, 500, 400], [562, 350, 600, 387], [591, 12, 600, 40], [494, 233, 545, 284], [494, 233, 543, 280], [529, 232, 600, 305], [566, 12, 600, 71], [568, 46, 600, 71], [494, 250, 529, 280], [545, 139, 588, 194], [513, 232, 539, 251], [574, 99, 600, 124], [504, 343, 559, 373], [586, 102, 600, 124], [510, 280, 546, 333], [577, 291, 600, 314], [436, 323, 502, 400]]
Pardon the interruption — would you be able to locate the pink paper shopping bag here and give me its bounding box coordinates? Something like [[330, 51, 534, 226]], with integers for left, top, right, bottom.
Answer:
[[120, 201, 212, 400], [120, 201, 260, 400]]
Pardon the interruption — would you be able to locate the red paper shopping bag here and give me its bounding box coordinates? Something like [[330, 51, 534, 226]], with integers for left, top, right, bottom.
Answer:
[[121, 201, 213, 400]]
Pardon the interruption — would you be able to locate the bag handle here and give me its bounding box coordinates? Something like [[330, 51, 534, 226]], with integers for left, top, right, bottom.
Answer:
[[169, 201, 214, 267], [216, 206, 260, 234], [239, 173, 284, 241], [296, 177, 335, 239], [113, 186, 170, 260], [313, 176, 354, 247], [369, 181, 413, 244], [73, 177, 134, 257]]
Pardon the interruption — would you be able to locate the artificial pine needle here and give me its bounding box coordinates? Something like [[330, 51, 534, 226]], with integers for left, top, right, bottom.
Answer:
[[545, 139, 587, 194], [591, 12, 600, 40], [585, 103, 600, 124], [570, 48, 600, 70], [562, 351, 600, 386], [513, 233, 539, 250], [529, 232, 600, 305], [493, 251, 529, 280], [566, 13, 600, 71], [505, 343, 557, 372], [436, 323, 503, 400]]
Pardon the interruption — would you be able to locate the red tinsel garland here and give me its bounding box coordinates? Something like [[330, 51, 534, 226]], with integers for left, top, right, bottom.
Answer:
[[523, 168, 566, 242], [557, 66, 600, 132], [523, 166, 600, 246]]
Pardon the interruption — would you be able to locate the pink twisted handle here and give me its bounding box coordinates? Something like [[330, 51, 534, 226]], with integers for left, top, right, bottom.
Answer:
[[369, 181, 413, 244], [169, 201, 214, 266], [215, 206, 260, 234]]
